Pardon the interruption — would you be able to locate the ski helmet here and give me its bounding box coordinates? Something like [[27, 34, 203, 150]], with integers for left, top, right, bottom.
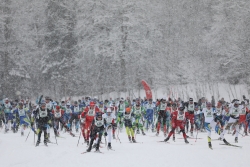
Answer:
[[206, 102, 212, 107], [40, 100, 46, 105], [125, 107, 131, 113], [40, 100, 46, 107], [90, 101, 95, 106], [172, 103, 177, 107], [45, 96, 50, 100]]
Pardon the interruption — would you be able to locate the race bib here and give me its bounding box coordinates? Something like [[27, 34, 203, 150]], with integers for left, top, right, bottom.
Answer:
[[54, 111, 61, 118], [147, 104, 154, 110], [232, 109, 239, 116], [88, 109, 95, 116], [119, 104, 125, 111], [66, 109, 72, 114], [177, 112, 185, 120], [106, 116, 112, 124], [240, 108, 246, 115], [134, 109, 141, 115], [206, 111, 212, 117], [46, 103, 52, 110], [39, 109, 48, 118], [74, 107, 79, 113], [18, 109, 26, 117], [95, 119, 103, 127], [188, 104, 194, 111], [124, 113, 131, 120], [160, 103, 166, 110]]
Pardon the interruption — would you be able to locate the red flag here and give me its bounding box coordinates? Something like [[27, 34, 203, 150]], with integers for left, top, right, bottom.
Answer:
[[141, 80, 153, 100]]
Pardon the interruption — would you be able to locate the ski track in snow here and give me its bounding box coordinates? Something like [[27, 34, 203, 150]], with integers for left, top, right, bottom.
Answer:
[[0, 129, 249, 167]]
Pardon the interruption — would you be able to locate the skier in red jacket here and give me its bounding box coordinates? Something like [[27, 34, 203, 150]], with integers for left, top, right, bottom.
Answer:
[[164, 104, 189, 143], [80, 101, 100, 145]]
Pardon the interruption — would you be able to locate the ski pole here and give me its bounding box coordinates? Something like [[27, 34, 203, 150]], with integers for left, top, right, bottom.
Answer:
[[33, 125, 36, 145], [116, 128, 121, 143], [104, 132, 107, 147], [25, 128, 31, 142], [236, 130, 246, 137], [195, 130, 199, 142], [77, 130, 81, 147], [55, 131, 58, 145]]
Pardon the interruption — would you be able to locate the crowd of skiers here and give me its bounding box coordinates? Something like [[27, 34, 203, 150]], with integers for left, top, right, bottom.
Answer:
[[0, 95, 249, 151]]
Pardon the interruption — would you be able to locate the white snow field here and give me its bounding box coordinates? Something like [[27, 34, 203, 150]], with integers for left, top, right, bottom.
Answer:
[[0, 128, 249, 167]]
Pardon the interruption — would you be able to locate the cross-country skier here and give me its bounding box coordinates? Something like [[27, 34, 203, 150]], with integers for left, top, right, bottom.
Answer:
[[31, 100, 52, 146], [69, 101, 83, 132], [144, 98, 156, 132], [102, 107, 116, 149], [3, 98, 13, 133], [225, 100, 241, 143], [52, 105, 75, 137], [184, 98, 198, 136], [86, 112, 106, 152], [238, 101, 247, 135], [109, 105, 117, 139], [45, 97, 53, 141], [124, 107, 136, 142], [0, 104, 5, 128], [14, 102, 30, 136], [132, 103, 146, 135], [156, 98, 168, 136], [117, 98, 126, 131], [63, 102, 72, 130], [81, 101, 100, 145], [194, 106, 200, 130], [198, 97, 207, 131], [201, 102, 216, 149], [164, 104, 189, 144]]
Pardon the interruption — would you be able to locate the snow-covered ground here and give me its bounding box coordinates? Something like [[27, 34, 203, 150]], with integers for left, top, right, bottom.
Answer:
[[1, 128, 249, 167]]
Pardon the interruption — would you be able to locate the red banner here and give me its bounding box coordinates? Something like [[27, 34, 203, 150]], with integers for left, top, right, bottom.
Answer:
[[141, 80, 153, 100]]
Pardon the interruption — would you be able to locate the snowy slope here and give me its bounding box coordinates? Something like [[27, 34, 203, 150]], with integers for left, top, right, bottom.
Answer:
[[0, 128, 249, 167]]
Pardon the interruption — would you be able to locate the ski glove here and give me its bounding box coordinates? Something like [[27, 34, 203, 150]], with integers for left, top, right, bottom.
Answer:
[[104, 132, 108, 136]]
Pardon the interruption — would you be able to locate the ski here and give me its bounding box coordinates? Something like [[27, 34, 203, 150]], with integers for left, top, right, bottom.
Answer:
[[211, 139, 222, 141], [157, 141, 170, 143], [177, 138, 202, 139], [129, 141, 142, 143], [81, 151, 104, 154], [94, 150, 104, 154], [81, 151, 88, 154], [150, 135, 160, 137], [219, 143, 242, 148], [36, 145, 48, 147], [107, 148, 115, 151]]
